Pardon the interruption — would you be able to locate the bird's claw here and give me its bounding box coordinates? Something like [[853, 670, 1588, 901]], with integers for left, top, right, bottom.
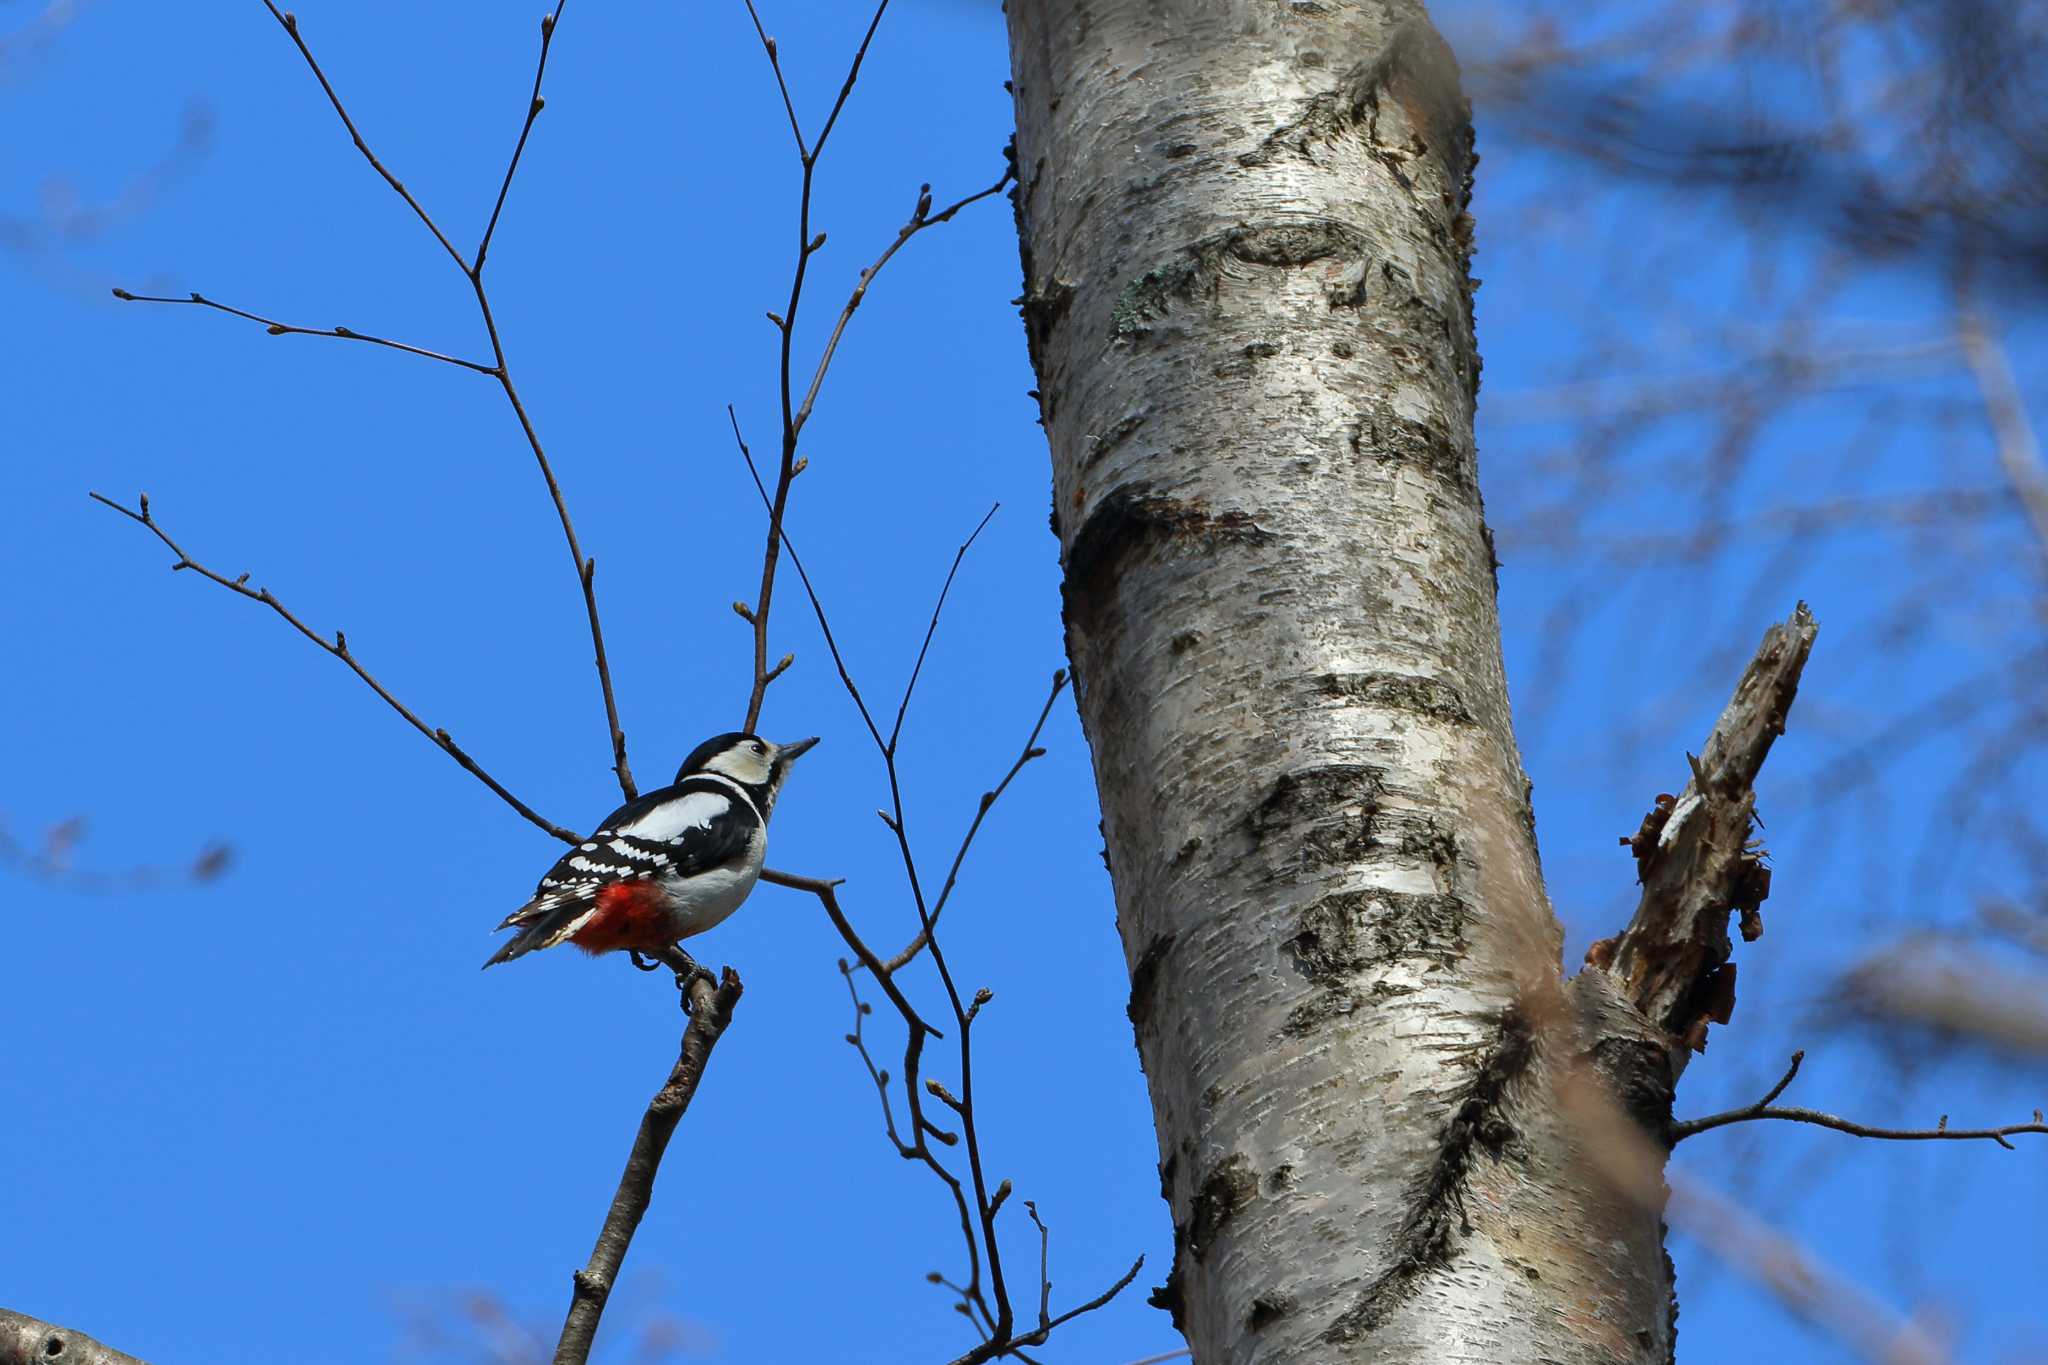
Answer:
[[674, 963, 718, 1013], [646, 946, 716, 1012]]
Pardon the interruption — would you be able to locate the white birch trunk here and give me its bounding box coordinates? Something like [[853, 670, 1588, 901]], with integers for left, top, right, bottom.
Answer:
[[1005, 3, 1688, 1360]]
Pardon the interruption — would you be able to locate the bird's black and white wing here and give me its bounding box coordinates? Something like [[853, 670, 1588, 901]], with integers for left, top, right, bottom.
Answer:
[[485, 778, 760, 963]]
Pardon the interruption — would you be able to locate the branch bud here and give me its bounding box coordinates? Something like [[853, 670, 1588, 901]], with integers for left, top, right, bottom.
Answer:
[[733, 600, 756, 623], [266, 324, 288, 336], [111, 287, 134, 301], [531, 96, 546, 117], [765, 36, 777, 60], [540, 12, 555, 36], [914, 182, 932, 222]]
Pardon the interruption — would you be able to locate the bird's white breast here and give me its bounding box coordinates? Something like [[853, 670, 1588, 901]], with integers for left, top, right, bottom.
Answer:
[[659, 824, 768, 936]]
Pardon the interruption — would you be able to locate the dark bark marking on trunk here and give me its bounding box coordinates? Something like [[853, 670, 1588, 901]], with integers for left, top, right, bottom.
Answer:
[[1322, 1006, 1537, 1345], [1663, 1240, 1682, 1365], [1128, 931, 1179, 1031], [1314, 669, 1476, 724], [1248, 1292, 1294, 1331], [1149, 1264, 1188, 1333], [1283, 886, 1463, 1037], [1062, 484, 1274, 633], [1583, 1033, 1678, 1146], [1235, 19, 1468, 197], [1248, 762, 1384, 863], [1020, 278, 1076, 375], [1288, 888, 1468, 982], [1110, 221, 1376, 337], [1190, 1152, 1260, 1261], [1082, 410, 1148, 469], [1349, 398, 1477, 496]]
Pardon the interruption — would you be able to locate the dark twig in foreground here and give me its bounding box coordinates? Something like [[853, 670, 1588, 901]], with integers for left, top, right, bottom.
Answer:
[[109, 289, 496, 373], [0, 815, 230, 892], [554, 961, 743, 1365], [1673, 1050, 2048, 1148], [89, 492, 578, 846]]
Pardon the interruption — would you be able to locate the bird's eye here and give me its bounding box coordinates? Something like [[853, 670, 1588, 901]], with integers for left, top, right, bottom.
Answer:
[[752, 741, 766, 754]]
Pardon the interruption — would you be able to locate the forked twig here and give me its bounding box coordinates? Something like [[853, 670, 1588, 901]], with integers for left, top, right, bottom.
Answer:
[[89, 492, 578, 846], [109, 289, 496, 373], [117, 0, 636, 800], [731, 0, 1012, 733], [1673, 1050, 2048, 1148]]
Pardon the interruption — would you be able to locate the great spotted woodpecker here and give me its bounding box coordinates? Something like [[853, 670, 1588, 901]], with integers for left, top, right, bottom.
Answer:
[[483, 732, 817, 969]]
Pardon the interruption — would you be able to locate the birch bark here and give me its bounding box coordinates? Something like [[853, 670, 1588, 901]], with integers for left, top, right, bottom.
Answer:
[[1005, 3, 1683, 1360]]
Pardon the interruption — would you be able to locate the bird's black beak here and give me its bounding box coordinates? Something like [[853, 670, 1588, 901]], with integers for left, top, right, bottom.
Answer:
[[777, 735, 820, 764]]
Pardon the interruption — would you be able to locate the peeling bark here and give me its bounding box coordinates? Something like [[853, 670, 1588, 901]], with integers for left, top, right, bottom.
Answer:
[[1003, 4, 1808, 1362]]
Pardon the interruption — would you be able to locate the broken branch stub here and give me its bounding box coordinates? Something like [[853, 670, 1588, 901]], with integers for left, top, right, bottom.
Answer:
[[1601, 603, 1818, 1058]]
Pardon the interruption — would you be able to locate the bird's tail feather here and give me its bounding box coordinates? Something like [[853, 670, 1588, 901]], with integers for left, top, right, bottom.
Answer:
[[483, 890, 594, 969]]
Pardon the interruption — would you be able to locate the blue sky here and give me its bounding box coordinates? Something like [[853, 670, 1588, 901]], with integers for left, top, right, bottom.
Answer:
[[4, 3, 2042, 1363]]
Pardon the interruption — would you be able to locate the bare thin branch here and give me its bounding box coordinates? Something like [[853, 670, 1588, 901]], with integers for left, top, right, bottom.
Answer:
[[89, 492, 579, 846], [251, 1, 635, 799], [553, 963, 742, 1365], [1677, 1103, 2048, 1148], [739, 0, 806, 156], [730, 411, 886, 750], [110, 288, 496, 374], [883, 672, 1068, 974], [809, 0, 891, 162], [1673, 1048, 2048, 1147], [890, 503, 1000, 752], [259, 1, 468, 271], [794, 170, 1015, 441], [1955, 307, 2048, 559], [476, 2, 570, 273]]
